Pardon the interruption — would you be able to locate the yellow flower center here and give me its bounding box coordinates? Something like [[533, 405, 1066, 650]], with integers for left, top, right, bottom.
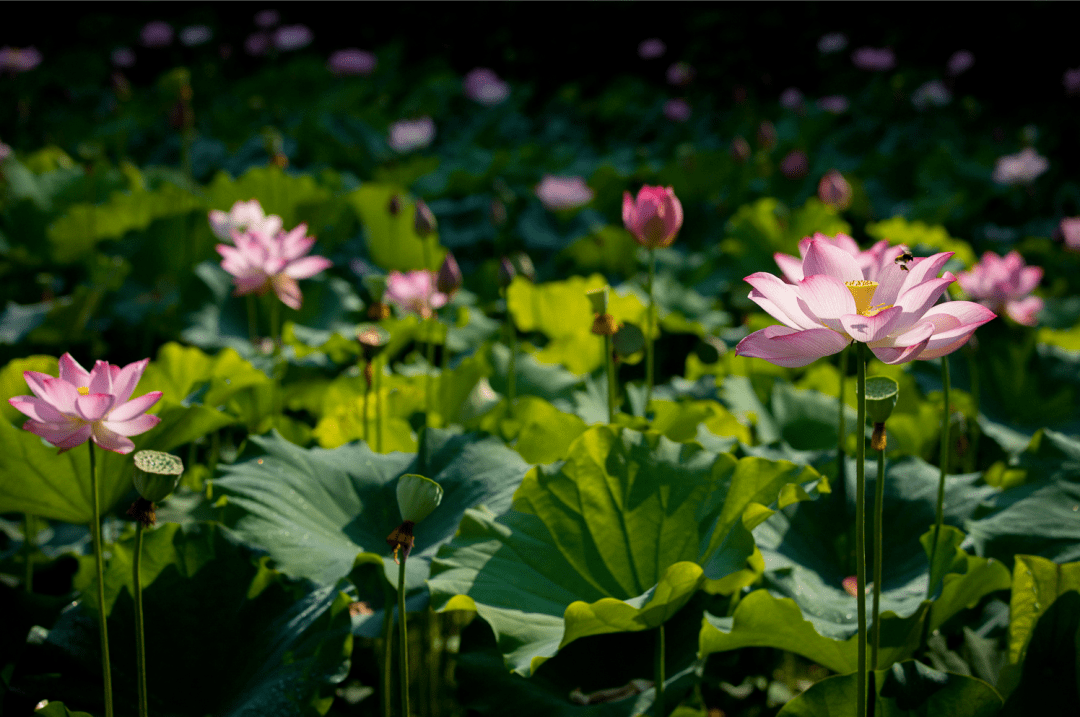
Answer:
[[845, 280, 892, 317], [78, 386, 90, 396]]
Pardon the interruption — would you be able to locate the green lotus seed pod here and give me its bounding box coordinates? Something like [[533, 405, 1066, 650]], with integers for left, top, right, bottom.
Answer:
[[396, 474, 443, 523], [132, 450, 184, 503], [585, 287, 608, 315], [865, 376, 899, 424]]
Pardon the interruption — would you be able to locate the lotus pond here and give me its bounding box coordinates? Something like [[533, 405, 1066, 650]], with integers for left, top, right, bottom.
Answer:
[[2, 7, 1080, 717]]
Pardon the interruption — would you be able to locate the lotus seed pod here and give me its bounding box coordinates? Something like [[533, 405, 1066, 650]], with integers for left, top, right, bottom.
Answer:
[[865, 376, 899, 424], [132, 450, 184, 503], [396, 474, 443, 523]]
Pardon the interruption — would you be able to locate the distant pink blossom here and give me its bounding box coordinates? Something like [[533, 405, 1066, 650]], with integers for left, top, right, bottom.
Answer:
[[274, 25, 313, 51], [663, 98, 691, 122], [216, 224, 332, 310], [0, 46, 42, 73], [140, 21, 173, 48], [736, 238, 996, 367], [0, 140, 11, 162], [818, 171, 852, 211], [852, 47, 895, 72], [535, 175, 594, 211], [666, 61, 694, 86], [818, 32, 848, 55], [389, 117, 436, 152], [385, 270, 448, 320], [817, 95, 849, 114], [208, 199, 283, 242], [255, 9, 280, 28], [180, 25, 213, 47], [957, 251, 1043, 326], [730, 136, 751, 164], [9, 354, 162, 455], [111, 47, 136, 68], [245, 33, 271, 56], [638, 38, 666, 59], [774, 233, 900, 285], [1064, 67, 1080, 96], [463, 68, 510, 106], [947, 50, 974, 77], [328, 48, 377, 76], [912, 80, 952, 110], [992, 147, 1049, 185], [623, 185, 683, 249], [780, 150, 809, 179], [780, 87, 804, 110], [1060, 217, 1080, 251]]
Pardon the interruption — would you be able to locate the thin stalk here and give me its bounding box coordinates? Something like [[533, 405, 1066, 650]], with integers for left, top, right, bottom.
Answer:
[[22, 513, 34, 592], [855, 342, 868, 717], [134, 522, 149, 717], [246, 294, 258, 344], [506, 308, 517, 420], [653, 623, 666, 717], [966, 348, 980, 473], [269, 298, 281, 351], [928, 357, 950, 598], [838, 345, 848, 463], [397, 555, 411, 717], [363, 361, 371, 444], [604, 333, 616, 424], [375, 357, 384, 452], [872, 445, 885, 670], [425, 317, 437, 428], [381, 580, 394, 717], [645, 248, 656, 413], [89, 442, 114, 717]]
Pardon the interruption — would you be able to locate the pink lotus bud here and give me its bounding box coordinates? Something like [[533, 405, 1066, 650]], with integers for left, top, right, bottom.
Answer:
[[779, 87, 804, 111], [730, 136, 751, 163], [818, 170, 852, 210], [992, 147, 1048, 186], [817, 95, 849, 114], [414, 200, 437, 237], [1059, 217, 1080, 251], [663, 98, 691, 123], [274, 25, 313, 52], [947, 50, 974, 77], [780, 150, 809, 179], [389, 117, 435, 153], [622, 185, 683, 249], [535, 175, 593, 211], [637, 38, 666, 60], [666, 62, 694, 87], [0, 47, 42, 73], [852, 47, 895, 72], [437, 252, 462, 296], [140, 21, 173, 48], [111, 47, 136, 68], [328, 49, 377, 76], [463, 68, 510, 106], [756, 121, 777, 151]]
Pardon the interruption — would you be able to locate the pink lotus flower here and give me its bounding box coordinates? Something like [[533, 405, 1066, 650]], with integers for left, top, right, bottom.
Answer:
[[245, 33, 271, 56], [993, 147, 1048, 185], [389, 117, 436, 152], [273, 25, 313, 51], [947, 50, 974, 77], [463, 68, 510, 106], [1059, 217, 1080, 250], [780, 150, 809, 179], [780, 87, 805, 111], [818, 170, 852, 210], [623, 185, 683, 249], [666, 62, 694, 87], [0, 46, 42, 73], [774, 233, 898, 285], [385, 270, 449, 319], [638, 38, 666, 60], [852, 47, 895, 72], [817, 95, 849, 114], [535, 175, 594, 211], [208, 199, 283, 242], [9, 354, 162, 454], [216, 224, 332, 310], [328, 48, 377, 76], [111, 47, 136, 68], [255, 10, 280, 28], [0, 140, 11, 163], [957, 251, 1043, 326], [140, 21, 173, 48], [736, 238, 996, 367], [663, 98, 691, 123]]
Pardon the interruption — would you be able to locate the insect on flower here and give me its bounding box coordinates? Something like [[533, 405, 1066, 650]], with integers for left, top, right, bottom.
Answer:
[[894, 246, 914, 271]]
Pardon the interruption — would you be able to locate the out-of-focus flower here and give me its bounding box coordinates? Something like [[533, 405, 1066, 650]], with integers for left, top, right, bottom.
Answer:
[[0, 140, 12, 162], [730, 136, 751, 163], [666, 61, 694, 86], [140, 21, 173, 48], [774, 232, 899, 285], [535, 175, 594, 211], [273, 25, 313, 51], [638, 38, 666, 59], [1064, 67, 1080, 96], [179, 25, 213, 47], [780, 87, 804, 110], [736, 238, 996, 367], [385, 270, 449, 319], [216, 224, 332, 310], [0, 46, 42, 73], [817, 95, 849, 114], [663, 98, 691, 122], [818, 170, 852, 211], [497, 257, 516, 288], [852, 47, 895, 72], [328, 48, 377, 76], [437, 252, 463, 297], [757, 120, 777, 150], [1059, 217, 1080, 250], [818, 32, 848, 55], [9, 354, 162, 454], [414, 200, 437, 237], [947, 50, 974, 77], [245, 33, 271, 56], [780, 150, 809, 179], [463, 67, 509, 106], [912, 80, 952, 110], [255, 9, 280, 28], [957, 251, 1044, 326], [389, 117, 436, 152], [111, 47, 136, 68], [623, 185, 683, 249], [208, 199, 283, 242], [993, 147, 1049, 185]]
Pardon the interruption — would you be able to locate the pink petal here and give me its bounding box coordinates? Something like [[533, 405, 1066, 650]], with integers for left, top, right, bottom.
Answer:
[[868, 321, 934, 364], [801, 239, 864, 283], [87, 361, 116, 395], [745, 272, 819, 330], [897, 252, 953, 296], [34, 377, 80, 412], [736, 325, 850, 368], [90, 425, 135, 454], [916, 302, 996, 359], [891, 276, 953, 332], [50, 424, 93, 452], [9, 395, 69, 424], [869, 259, 907, 306], [1015, 266, 1042, 297], [108, 391, 162, 422], [839, 305, 902, 343], [1005, 296, 1042, 326], [111, 358, 151, 405], [797, 274, 855, 330], [74, 394, 115, 422], [284, 255, 332, 279], [102, 412, 161, 437], [58, 354, 90, 387], [773, 252, 805, 283], [272, 275, 302, 309]]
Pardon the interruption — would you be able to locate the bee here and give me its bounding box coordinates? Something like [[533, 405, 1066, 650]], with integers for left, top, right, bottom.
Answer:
[[894, 246, 914, 271]]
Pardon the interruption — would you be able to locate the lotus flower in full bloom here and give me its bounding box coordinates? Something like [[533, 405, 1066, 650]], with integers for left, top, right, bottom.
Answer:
[[9, 354, 162, 454], [623, 185, 683, 249], [216, 224, 332, 310], [535, 175, 594, 211], [774, 233, 898, 284], [736, 238, 996, 367], [956, 250, 1043, 326], [208, 199, 283, 242], [385, 270, 448, 319]]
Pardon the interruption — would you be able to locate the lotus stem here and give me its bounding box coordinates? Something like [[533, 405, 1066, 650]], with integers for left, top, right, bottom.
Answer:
[[382, 580, 394, 717], [645, 247, 656, 413], [246, 294, 258, 343], [22, 513, 34, 592], [398, 554, 411, 717], [375, 356, 384, 452], [654, 623, 666, 717], [928, 356, 950, 598], [872, 443, 885, 670], [605, 333, 616, 424], [855, 341, 868, 717], [89, 442, 114, 717], [134, 522, 149, 717], [426, 317, 437, 428], [506, 306, 518, 420]]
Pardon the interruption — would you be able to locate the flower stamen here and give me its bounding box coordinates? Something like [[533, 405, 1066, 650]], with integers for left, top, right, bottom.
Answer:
[[78, 386, 90, 396], [845, 280, 892, 317]]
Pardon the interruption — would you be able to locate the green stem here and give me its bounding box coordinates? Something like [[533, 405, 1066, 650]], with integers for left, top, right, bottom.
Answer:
[[506, 306, 517, 420], [246, 294, 258, 344], [89, 442, 114, 717], [425, 317, 437, 428], [605, 333, 616, 424], [966, 348, 980, 473], [855, 342, 868, 717], [838, 345, 848, 461], [363, 361, 371, 445], [375, 357, 384, 453], [654, 623, 666, 717], [928, 357, 950, 599], [269, 298, 281, 351], [398, 554, 411, 717], [382, 580, 394, 717], [22, 513, 34, 592], [645, 248, 656, 413], [134, 522, 149, 717], [872, 445, 885, 670]]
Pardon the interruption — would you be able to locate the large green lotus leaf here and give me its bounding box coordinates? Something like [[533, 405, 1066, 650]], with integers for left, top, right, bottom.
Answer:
[[1003, 555, 1080, 666], [205, 165, 332, 232], [474, 395, 589, 465], [776, 661, 1001, 717], [506, 275, 651, 376], [487, 343, 584, 405], [213, 427, 529, 591], [138, 342, 273, 409], [999, 589, 1080, 712], [40, 522, 351, 717], [346, 183, 445, 271], [428, 426, 824, 675]]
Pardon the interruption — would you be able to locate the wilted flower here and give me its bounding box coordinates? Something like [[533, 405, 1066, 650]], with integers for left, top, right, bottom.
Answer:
[[179, 25, 212, 47], [947, 50, 975, 77], [273, 25, 312, 51], [9, 354, 162, 454], [463, 68, 510, 106], [817, 95, 849, 114], [216, 224, 332, 310], [957, 251, 1043, 326], [623, 185, 683, 249], [663, 98, 691, 122], [818, 170, 852, 210], [436, 252, 463, 297], [666, 61, 694, 86], [208, 199, 283, 242], [912, 80, 952, 110], [818, 32, 848, 55], [254, 9, 280, 28], [780, 87, 805, 110], [1059, 217, 1080, 251], [780, 150, 809, 179], [245, 33, 271, 56], [385, 270, 449, 319], [774, 232, 898, 285], [736, 238, 996, 367], [0, 46, 42, 73], [638, 38, 666, 59], [111, 47, 136, 68], [328, 48, 377, 76], [1064, 68, 1080, 96], [140, 21, 173, 48], [535, 175, 594, 211], [992, 147, 1048, 185], [389, 117, 435, 152], [852, 47, 895, 72]]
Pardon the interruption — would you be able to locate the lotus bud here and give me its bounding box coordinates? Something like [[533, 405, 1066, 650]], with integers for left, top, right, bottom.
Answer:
[[490, 198, 508, 226], [756, 120, 777, 151], [781, 149, 809, 179], [414, 199, 437, 237], [436, 251, 462, 296], [818, 170, 852, 211], [387, 194, 402, 216], [358, 324, 390, 359], [510, 252, 536, 283], [865, 376, 899, 450], [498, 257, 516, 288], [623, 186, 683, 249], [730, 135, 751, 164]]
